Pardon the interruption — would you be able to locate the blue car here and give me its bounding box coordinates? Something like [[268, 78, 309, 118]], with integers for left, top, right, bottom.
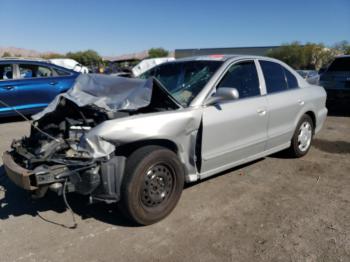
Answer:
[[0, 58, 79, 117]]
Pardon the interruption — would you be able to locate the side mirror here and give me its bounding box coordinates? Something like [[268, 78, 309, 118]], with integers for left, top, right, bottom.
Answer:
[[205, 87, 239, 106]]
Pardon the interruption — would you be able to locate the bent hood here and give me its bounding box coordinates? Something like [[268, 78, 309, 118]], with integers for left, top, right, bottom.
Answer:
[[33, 74, 153, 120]]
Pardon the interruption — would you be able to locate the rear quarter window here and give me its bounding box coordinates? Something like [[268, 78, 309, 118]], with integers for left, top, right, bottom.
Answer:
[[54, 67, 71, 76], [328, 57, 350, 72], [284, 68, 298, 89]]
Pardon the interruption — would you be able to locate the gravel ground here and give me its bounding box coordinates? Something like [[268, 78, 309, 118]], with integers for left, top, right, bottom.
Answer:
[[0, 111, 349, 262]]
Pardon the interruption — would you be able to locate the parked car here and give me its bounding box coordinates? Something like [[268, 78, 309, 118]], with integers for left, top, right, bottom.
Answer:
[[0, 58, 79, 117], [297, 70, 319, 85], [49, 58, 89, 74], [319, 55, 350, 102], [3, 55, 327, 225]]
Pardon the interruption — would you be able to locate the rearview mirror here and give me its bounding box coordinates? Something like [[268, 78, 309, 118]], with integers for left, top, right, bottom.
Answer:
[[205, 87, 239, 106]]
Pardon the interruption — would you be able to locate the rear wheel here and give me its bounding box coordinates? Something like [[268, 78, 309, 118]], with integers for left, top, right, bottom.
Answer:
[[119, 145, 184, 225], [289, 114, 314, 157]]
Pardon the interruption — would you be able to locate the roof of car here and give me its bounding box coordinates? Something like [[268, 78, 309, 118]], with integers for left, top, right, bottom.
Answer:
[[0, 57, 78, 74], [0, 57, 50, 63], [334, 55, 350, 58]]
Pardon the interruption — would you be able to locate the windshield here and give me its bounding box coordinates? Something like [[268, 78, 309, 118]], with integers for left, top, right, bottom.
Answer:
[[328, 57, 350, 72], [140, 60, 223, 106]]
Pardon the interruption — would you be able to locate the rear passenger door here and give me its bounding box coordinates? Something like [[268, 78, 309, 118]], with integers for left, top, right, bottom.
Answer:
[[259, 60, 304, 150]]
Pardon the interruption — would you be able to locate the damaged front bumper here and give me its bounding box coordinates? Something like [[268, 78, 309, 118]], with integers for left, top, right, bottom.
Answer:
[[3, 146, 126, 203], [3, 151, 38, 191]]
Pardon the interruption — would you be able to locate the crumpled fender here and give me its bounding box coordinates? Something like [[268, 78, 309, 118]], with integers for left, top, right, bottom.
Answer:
[[82, 108, 203, 179]]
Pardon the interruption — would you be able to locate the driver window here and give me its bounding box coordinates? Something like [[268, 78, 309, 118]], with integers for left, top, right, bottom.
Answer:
[[217, 61, 260, 99]]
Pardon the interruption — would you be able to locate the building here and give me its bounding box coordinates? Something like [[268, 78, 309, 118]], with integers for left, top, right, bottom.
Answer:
[[174, 46, 281, 58]]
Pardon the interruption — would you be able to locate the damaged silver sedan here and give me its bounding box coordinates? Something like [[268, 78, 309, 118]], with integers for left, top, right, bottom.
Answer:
[[3, 55, 328, 225]]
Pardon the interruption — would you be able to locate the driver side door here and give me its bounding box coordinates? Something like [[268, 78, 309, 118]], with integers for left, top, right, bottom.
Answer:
[[200, 60, 268, 178]]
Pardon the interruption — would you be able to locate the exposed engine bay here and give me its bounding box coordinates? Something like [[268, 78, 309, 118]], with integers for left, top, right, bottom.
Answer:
[[7, 74, 183, 202]]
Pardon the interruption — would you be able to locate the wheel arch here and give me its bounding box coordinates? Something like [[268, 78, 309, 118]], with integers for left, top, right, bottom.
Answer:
[[293, 108, 317, 135], [115, 139, 179, 157], [304, 110, 316, 133], [115, 138, 189, 178]]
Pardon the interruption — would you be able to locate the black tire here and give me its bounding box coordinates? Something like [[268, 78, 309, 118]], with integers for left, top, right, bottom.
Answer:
[[119, 145, 185, 225], [289, 114, 314, 158]]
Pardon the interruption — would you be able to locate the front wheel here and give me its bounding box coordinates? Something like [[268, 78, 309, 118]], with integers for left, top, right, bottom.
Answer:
[[289, 114, 314, 157], [119, 146, 185, 225]]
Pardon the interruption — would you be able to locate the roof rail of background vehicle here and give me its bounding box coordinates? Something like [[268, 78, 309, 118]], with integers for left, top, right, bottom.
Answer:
[[335, 54, 350, 58], [174, 54, 282, 62], [0, 57, 48, 62]]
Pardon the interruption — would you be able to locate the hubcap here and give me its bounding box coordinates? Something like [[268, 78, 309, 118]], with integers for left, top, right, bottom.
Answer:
[[297, 121, 312, 152], [141, 164, 174, 208]]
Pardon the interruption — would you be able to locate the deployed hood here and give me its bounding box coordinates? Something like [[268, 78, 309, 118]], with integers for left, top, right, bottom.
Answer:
[[33, 74, 153, 120]]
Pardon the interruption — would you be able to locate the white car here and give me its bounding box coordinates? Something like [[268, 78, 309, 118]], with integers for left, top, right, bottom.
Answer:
[[132, 57, 175, 77], [49, 58, 89, 74]]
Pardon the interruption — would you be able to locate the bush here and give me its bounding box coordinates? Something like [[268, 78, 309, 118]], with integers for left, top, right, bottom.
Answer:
[[2, 51, 11, 57], [41, 53, 65, 59], [267, 42, 340, 70], [148, 48, 169, 58], [66, 50, 102, 66]]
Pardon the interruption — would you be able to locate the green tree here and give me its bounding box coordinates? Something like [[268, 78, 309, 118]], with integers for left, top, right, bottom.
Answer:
[[2, 51, 11, 57], [148, 48, 169, 58], [41, 53, 65, 59], [66, 49, 102, 66], [267, 42, 336, 70], [333, 40, 350, 55]]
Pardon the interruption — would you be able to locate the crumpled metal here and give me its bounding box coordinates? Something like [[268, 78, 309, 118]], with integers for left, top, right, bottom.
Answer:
[[32, 74, 153, 120]]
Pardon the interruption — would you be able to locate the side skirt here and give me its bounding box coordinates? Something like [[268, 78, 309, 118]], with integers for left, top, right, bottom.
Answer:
[[197, 142, 291, 181]]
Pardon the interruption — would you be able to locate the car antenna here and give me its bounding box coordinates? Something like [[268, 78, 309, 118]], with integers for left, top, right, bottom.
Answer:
[[0, 99, 60, 142]]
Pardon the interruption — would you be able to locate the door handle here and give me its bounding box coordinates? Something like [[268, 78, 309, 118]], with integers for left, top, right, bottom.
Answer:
[[49, 81, 58, 85], [257, 108, 266, 116], [1, 86, 15, 90], [298, 99, 305, 106]]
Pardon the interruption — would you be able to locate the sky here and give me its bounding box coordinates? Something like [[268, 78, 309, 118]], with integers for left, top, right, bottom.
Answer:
[[1, 0, 349, 56]]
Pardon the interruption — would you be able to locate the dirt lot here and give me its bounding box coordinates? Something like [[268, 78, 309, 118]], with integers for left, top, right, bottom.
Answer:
[[0, 111, 349, 262]]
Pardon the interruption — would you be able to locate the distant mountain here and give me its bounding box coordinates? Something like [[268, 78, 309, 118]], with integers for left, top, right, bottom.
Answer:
[[0, 46, 174, 61], [103, 50, 175, 61], [102, 50, 149, 61], [0, 46, 61, 58]]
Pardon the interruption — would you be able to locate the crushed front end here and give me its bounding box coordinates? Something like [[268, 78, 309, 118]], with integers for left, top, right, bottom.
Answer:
[[3, 98, 127, 202], [2, 74, 182, 203]]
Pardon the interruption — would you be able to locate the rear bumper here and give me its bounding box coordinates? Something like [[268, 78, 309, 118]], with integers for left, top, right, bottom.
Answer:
[[325, 88, 350, 100], [2, 152, 37, 191], [315, 107, 328, 134]]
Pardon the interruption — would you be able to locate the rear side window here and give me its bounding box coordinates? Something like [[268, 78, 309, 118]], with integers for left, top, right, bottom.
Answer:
[[328, 57, 350, 72], [19, 64, 53, 79], [217, 61, 260, 99], [260, 61, 299, 93], [260, 61, 287, 93], [0, 64, 13, 80]]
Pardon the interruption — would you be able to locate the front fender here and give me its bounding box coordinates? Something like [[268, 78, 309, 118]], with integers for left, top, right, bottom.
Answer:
[[82, 108, 203, 178]]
